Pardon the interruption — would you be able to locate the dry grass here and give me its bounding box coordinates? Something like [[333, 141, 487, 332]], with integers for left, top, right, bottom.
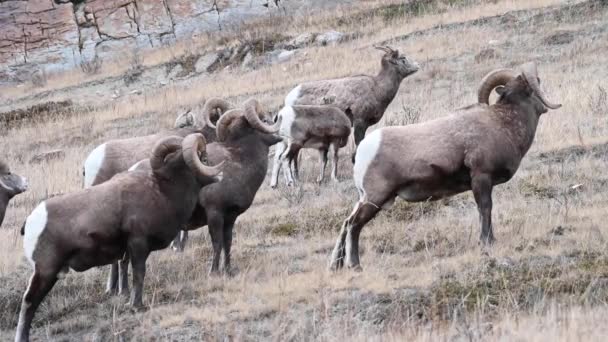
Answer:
[[1, 0, 608, 340]]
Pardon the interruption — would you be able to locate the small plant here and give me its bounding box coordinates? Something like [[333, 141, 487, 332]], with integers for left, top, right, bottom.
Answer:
[[385, 102, 422, 127], [31, 70, 47, 88], [588, 85, 607, 116], [277, 184, 305, 206], [80, 57, 102, 75], [123, 51, 144, 86]]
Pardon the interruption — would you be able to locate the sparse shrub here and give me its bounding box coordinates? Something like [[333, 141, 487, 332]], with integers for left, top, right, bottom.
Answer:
[[80, 57, 102, 75], [124, 51, 144, 86], [277, 184, 305, 206], [31, 69, 47, 88], [588, 85, 607, 116], [270, 222, 298, 237]]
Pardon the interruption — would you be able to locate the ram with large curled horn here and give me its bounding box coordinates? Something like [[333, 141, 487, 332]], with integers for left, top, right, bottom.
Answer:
[[329, 61, 561, 272], [16, 133, 223, 342], [112, 98, 283, 290]]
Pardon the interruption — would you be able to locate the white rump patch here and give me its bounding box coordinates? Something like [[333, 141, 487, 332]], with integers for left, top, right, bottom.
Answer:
[[277, 106, 296, 137], [353, 129, 382, 199], [128, 159, 146, 172], [285, 85, 301, 106], [83, 143, 106, 188], [23, 202, 48, 267]]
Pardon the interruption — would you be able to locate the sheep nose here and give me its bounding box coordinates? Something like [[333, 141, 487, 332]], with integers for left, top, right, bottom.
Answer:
[[214, 172, 224, 183], [21, 177, 29, 191]]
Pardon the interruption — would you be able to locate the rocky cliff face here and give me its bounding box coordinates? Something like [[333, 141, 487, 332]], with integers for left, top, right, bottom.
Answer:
[[0, 0, 295, 85]]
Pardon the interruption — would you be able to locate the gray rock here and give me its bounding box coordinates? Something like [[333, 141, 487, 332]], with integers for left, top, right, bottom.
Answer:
[[195, 53, 220, 73], [287, 33, 316, 48], [168, 64, 184, 80], [315, 30, 345, 46], [277, 50, 296, 63], [241, 51, 256, 69]]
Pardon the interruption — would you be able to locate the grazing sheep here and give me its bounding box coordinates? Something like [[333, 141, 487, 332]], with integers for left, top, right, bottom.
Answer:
[[285, 46, 419, 161], [329, 62, 561, 271], [0, 160, 28, 227], [270, 105, 352, 187], [83, 98, 231, 188], [112, 98, 281, 288], [15, 134, 223, 342]]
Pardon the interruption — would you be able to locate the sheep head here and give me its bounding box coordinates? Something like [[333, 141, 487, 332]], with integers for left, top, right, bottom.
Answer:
[[478, 62, 561, 113], [375, 45, 420, 78], [151, 134, 223, 183], [216, 99, 281, 144], [174, 98, 233, 130], [174, 109, 194, 128], [0, 160, 28, 198]]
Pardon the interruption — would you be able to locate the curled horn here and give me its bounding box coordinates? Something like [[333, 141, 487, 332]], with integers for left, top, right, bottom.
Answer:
[[477, 68, 517, 104], [150, 136, 183, 171], [216, 109, 245, 142], [181, 133, 223, 178], [243, 98, 281, 134], [199, 98, 233, 129], [520, 62, 562, 110]]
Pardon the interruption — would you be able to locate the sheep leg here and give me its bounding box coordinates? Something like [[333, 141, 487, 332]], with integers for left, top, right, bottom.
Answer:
[[345, 202, 381, 271], [280, 143, 294, 186], [118, 252, 130, 296], [292, 151, 300, 181], [285, 144, 302, 186], [329, 201, 363, 271], [128, 240, 150, 308], [330, 143, 339, 182], [105, 263, 119, 295], [179, 230, 189, 251], [271, 141, 287, 188], [171, 230, 188, 252], [207, 210, 225, 275], [351, 122, 368, 163], [317, 148, 329, 183], [222, 213, 238, 276], [472, 173, 495, 245], [15, 268, 59, 342]]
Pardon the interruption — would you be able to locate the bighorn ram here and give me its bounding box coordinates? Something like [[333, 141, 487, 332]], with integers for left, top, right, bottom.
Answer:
[[285, 46, 419, 161], [16, 134, 223, 342], [83, 98, 231, 188], [329, 62, 561, 271], [0, 160, 28, 227], [111, 98, 281, 290], [270, 105, 352, 187]]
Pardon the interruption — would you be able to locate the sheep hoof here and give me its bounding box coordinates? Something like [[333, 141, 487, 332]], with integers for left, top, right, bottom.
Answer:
[[349, 264, 363, 272]]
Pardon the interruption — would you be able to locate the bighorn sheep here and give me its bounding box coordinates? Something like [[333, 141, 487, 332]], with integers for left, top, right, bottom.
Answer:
[[285, 46, 419, 161], [269, 105, 352, 187], [83, 98, 231, 188], [0, 160, 28, 227], [111, 98, 281, 290], [329, 62, 561, 271], [15, 134, 223, 342]]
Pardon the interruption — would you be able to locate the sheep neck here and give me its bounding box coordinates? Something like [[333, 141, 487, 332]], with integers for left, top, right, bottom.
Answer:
[[373, 65, 403, 107], [492, 103, 540, 157]]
